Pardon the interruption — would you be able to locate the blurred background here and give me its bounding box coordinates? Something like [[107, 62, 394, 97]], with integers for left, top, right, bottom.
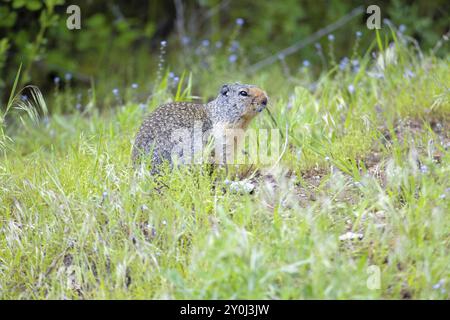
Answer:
[[0, 0, 448, 109]]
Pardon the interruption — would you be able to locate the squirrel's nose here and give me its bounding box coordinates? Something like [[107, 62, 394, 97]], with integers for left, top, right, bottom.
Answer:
[[248, 87, 268, 110], [256, 94, 268, 113], [261, 97, 268, 107], [256, 96, 268, 113]]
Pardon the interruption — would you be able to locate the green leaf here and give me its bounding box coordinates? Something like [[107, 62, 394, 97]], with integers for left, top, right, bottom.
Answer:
[[12, 0, 27, 9], [0, 7, 17, 27], [26, 0, 42, 11]]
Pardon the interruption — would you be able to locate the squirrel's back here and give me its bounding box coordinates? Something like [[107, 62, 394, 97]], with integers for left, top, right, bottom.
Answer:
[[132, 101, 212, 166]]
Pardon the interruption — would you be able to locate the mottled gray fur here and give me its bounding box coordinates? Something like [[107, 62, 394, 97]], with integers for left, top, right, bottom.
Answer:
[[132, 83, 268, 172]]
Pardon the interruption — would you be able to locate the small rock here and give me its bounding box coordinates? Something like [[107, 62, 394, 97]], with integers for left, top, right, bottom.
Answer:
[[339, 231, 363, 241], [227, 180, 255, 194]]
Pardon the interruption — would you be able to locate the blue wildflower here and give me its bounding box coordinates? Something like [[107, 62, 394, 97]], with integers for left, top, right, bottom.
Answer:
[[433, 279, 444, 290], [228, 54, 237, 63], [399, 24, 406, 33], [131, 83, 138, 89], [287, 101, 293, 110], [201, 39, 210, 47], [351, 59, 360, 73], [160, 40, 167, 47], [287, 95, 295, 110], [302, 60, 310, 67], [181, 36, 190, 46], [356, 31, 362, 38], [235, 18, 244, 26], [328, 34, 335, 42], [112, 88, 119, 96], [20, 95, 28, 101], [403, 69, 415, 79], [230, 40, 240, 52], [65, 73, 72, 81], [339, 57, 349, 70], [54, 77, 60, 85], [348, 84, 355, 94], [309, 83, 318, 92], [420, 165, 429, 174]]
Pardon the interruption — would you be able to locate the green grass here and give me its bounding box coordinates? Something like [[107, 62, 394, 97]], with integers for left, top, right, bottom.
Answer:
[[0, 44, 449, 299]]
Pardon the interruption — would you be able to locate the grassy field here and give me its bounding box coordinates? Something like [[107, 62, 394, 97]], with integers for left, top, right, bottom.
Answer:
[[0, 39, 449, 299]]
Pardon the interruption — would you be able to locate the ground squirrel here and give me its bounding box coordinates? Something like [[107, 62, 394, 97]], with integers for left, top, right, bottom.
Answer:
[[132, 83, 268, 172]]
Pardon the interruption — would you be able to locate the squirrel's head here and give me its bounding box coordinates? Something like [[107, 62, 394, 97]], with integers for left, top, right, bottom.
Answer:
[[212, 83, 268, 128]]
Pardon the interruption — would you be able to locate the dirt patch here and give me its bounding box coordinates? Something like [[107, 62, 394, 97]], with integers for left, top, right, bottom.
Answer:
[[380, 116, 449, 150], [248, 115, 449, 207]]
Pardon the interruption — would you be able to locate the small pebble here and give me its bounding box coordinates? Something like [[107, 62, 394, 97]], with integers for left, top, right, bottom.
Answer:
[[339, 232, 363, 241]]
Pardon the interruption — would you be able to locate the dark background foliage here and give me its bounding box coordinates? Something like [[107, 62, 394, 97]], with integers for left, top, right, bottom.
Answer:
[[0, 0, 448, 106]]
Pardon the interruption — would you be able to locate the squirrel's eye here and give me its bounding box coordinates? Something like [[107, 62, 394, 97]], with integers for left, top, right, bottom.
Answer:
[[239, 91, 248, 96]]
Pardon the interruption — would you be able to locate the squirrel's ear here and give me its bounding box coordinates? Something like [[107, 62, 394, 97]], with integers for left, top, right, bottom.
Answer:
[[220, 84, 230, 96]]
